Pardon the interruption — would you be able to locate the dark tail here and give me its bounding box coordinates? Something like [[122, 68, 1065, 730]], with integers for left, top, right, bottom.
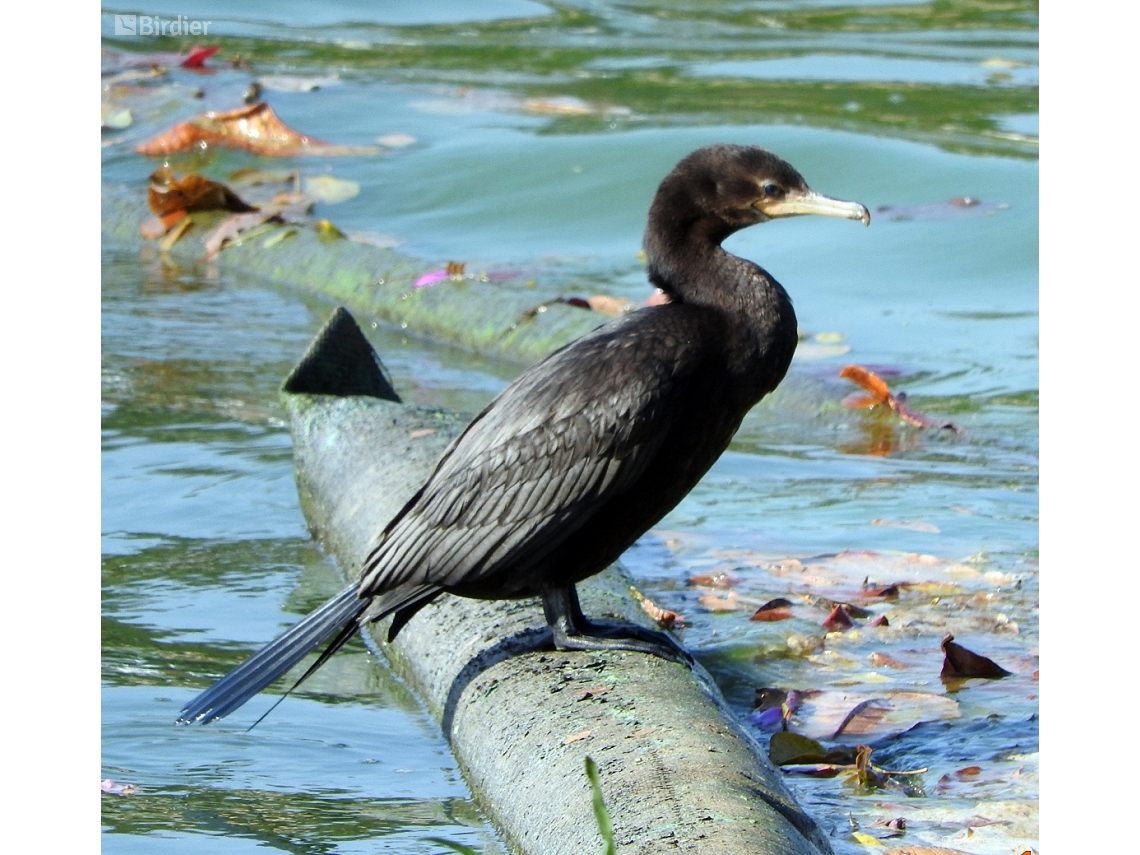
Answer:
[[176, 584, 367, 725]]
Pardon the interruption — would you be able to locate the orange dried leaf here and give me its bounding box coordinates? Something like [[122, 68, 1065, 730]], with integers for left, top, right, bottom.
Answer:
[[409, 428, 436, 439], [562, 729, 592, 745], [629, 586, 683, 628], [135, 102, 380, 157], [148, 167, 256, 216], [840, 365, 891, 403]]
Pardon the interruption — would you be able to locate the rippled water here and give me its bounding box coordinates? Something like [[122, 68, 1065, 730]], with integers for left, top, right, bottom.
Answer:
[[102, 2, 1037, 852]]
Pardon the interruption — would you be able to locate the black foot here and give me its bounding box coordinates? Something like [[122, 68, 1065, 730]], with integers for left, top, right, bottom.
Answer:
[[542, 585, 694, 666]]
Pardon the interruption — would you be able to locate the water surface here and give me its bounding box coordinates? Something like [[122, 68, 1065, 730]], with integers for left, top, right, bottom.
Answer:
[[102, 2, 1037, 852]]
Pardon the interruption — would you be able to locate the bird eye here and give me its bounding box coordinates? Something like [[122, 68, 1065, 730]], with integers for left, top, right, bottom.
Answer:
[[761, 183, 783, 198]]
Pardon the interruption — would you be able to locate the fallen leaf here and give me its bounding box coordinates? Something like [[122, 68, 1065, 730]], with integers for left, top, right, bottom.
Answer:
[[852, 830, 886, 847], [563, 730, 592, 745], [869, 652, 908, 670], [181, 45, 220, 68], [148, 167, 256, 216], [750, 706, 785, 731], [315, 219, 347, 240], [868, 817, 907, 832], [940, 634, 1011, 679], [303, 175, 360, 204], [750, 597, 794, 622], [823, 605, 855, 631], [409, 429, 436, 439], [414, 261, 466, 288], [135, 102, 380, 157], [790, 690, 960, 743], [840, 365, 891, 403], [202, 197, 312, 260], [770, 731, 841, 765], [629, 586, 683, 628], [204, 210, 281, 260], [687, 571, 737, 588], [841, 365, 962, 433], [869, 615, 889, 627]]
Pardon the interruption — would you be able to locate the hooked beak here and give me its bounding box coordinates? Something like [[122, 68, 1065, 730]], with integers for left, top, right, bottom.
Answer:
[[757, 189, 871, 226]]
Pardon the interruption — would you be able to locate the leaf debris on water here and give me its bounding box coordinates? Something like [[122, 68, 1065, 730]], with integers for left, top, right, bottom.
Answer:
[[135, 102, 381, 157], [840, 365, 962, 433]]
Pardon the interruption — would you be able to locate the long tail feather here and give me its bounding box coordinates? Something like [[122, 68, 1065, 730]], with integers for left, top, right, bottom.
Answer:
[[177, 585, 366, 725]]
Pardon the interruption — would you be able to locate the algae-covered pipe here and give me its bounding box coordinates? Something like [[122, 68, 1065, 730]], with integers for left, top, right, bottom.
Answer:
[[282, 308, 832, 855], [102, 187, 606, 367]]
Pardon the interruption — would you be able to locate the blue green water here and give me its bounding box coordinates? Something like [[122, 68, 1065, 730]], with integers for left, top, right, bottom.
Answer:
[[102, 2, 1037, 852]]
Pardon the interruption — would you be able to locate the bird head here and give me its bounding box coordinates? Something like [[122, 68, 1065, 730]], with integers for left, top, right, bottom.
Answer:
[[649, 144, 870, 246]]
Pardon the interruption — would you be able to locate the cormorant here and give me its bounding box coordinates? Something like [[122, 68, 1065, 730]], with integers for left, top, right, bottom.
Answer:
[[177, 144, 869, 724]]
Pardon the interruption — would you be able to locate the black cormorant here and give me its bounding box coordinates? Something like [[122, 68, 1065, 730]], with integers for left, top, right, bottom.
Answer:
[[177, 144, 869, 724]]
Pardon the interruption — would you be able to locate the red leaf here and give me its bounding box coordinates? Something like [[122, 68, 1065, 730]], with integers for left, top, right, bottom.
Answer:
[[822, 604, 854, 631], [181, 45, 221, 68]]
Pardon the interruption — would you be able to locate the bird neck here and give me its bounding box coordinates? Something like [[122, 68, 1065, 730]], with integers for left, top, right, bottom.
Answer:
[[643, 213, 798, 385]]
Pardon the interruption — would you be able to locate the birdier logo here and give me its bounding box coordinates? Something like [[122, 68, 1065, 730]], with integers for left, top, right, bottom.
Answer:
[[114, 15, 212, 36]]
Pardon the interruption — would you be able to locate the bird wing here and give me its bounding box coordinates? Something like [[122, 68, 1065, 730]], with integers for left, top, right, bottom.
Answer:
[[358, 308, 713, 594]]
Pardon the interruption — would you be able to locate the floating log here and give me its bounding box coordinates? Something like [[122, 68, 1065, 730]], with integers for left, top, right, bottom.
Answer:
[[281, 308, 833, 855]]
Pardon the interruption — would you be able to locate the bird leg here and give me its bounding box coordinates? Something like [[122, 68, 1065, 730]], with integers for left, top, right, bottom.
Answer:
[[541, 584, 693, 665]]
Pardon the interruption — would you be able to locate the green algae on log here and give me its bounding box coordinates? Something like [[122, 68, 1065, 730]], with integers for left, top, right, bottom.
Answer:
[[102, 185, 606, 367], [281, 308, 834, 855]]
